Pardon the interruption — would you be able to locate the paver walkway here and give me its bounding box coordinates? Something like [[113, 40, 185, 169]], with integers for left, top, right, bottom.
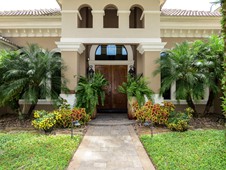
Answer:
[[67, 114, 155, 170]]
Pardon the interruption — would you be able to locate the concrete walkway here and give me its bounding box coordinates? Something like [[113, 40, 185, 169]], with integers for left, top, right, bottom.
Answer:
[[67, 114, 155, 170]]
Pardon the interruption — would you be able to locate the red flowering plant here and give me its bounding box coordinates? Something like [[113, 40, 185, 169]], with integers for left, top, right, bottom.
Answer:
[[135, 101, 173, 125], [71, 108, 91, 125], [54, 107, 90, 128]]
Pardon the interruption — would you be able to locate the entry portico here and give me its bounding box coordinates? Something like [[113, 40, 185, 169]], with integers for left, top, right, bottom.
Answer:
[[56, 0, 166, 109]]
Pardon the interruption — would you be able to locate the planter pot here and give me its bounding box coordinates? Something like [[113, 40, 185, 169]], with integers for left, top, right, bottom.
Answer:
[[127, 97, 137, 120], [91, 108, 97, 119]]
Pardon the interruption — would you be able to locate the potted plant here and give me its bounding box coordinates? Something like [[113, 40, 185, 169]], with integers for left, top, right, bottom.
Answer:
[[118, 74, 153, 119], [75, 72, 108, 119]]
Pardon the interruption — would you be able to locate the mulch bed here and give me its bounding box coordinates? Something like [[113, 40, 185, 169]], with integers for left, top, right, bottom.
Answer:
[[0, 113, 225, 136], [0, 113, 87, 135], [134, 114, 225, 136]]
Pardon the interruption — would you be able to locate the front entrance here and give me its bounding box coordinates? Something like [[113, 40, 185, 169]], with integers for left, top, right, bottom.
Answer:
[[96, 65, 127, 112]]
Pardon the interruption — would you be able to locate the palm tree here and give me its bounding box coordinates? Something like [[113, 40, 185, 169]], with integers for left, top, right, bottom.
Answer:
[[195, 35, 224, 115], [0, 44, 67, 118], [0, 50, 22, 114], [155, 42, 206, 116]]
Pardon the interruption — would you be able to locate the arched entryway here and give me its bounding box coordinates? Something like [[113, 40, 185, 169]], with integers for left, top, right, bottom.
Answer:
[[89, 45, 134, 112]]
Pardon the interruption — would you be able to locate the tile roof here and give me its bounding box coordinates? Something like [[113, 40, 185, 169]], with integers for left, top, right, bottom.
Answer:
[[0, 8, 222, 17], [0, 8, 61, 16], [0, 35, 20, 48], [161, 9, 221, 17]]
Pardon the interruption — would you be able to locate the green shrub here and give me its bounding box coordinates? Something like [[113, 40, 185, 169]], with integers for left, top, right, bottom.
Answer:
[[166, 107, 193, 132], [54, 109, 72, 128], [32, 110, 56, 131]]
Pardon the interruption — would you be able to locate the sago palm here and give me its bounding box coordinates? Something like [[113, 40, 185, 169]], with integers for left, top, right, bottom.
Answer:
[[0, 44, 67, 118]]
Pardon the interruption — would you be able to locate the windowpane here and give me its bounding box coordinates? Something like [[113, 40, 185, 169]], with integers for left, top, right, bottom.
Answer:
[[95, 45, 128, 60], [122, 47, 127, 55], [107, 45, 116, 55], [96, 46, 101, 55]]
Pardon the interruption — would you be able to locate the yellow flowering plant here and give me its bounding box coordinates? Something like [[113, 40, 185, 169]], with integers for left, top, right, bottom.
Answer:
[[32, 110, 56, 132], [166, 107, 193, 132]]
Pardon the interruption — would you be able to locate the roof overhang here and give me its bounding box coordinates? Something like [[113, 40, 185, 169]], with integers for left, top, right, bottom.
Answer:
[[160, 0, 167, 9], [0, 36, 19, 49]]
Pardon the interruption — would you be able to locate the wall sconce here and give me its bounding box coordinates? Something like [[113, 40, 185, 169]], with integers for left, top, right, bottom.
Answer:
[[88, 65, 94, 78], [129, 65, 136, 77]]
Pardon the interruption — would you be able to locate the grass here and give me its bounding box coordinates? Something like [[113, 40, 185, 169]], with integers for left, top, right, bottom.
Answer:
[[0, 132, 81, 170], [140, 129, 226, 170]]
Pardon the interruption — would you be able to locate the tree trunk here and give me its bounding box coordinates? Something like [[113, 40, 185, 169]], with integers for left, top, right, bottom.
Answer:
[[27, 103, 37, 118], [186, 94, 197, 116], [203, 90, 215, 116]]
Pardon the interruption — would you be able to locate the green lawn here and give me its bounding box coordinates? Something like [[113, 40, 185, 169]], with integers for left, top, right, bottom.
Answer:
[[140, 130, 226, 170], [0, 132, 81, 170]]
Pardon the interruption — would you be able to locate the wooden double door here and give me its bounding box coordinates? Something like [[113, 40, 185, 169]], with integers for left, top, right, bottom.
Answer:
[[96, 65, 127, 112]]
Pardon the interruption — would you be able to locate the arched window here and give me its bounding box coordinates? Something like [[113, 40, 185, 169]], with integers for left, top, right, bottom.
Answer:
[[129, 6, 144, 28], [95, 45, 127, 60], [78, 6, 93, 28], [104, 5, 118, 28]]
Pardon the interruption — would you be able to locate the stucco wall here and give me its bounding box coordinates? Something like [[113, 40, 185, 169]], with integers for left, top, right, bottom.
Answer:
[[7, 37, 60, 50]]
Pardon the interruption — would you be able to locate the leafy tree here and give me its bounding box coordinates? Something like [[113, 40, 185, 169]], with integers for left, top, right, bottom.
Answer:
[[0, 44, 67, 119], [194, 35, 224, 115], [155, 42, 206, 116]]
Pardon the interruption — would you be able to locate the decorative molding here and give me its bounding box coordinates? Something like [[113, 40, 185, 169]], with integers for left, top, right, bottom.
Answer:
[[137, 42, 166, 54], [0, 28, 61, 37], [60, 38, 162, 44], [161, 29, 221, 38], [56, 41, 85, 54]]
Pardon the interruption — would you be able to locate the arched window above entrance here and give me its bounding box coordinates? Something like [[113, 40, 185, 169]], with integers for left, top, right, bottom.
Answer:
[[95, 45, 128, 60], [104, 5, 118, 28], [78, 5, 93, 28], [129, 6, 144, 28]]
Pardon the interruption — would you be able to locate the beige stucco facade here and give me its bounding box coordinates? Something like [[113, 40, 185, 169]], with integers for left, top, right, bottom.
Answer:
[[0, 0, 222, 113]]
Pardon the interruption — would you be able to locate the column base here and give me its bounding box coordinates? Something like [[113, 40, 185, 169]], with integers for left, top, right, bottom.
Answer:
[[60, 94, 76, 109]]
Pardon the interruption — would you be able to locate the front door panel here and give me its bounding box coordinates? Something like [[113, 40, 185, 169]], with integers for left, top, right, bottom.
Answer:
[[96, 65, 127, 112]]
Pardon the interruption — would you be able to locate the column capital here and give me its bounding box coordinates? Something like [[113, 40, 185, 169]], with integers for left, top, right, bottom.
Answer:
[[56, 41, 85, 54], [137, 42, 166, 54], [91, 10, 105, 15], [117, 10, 131, 15]]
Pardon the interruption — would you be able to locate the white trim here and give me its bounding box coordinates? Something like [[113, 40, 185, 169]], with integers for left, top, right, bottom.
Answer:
[[60, 38, 162, 44], [165, 100, 207, 105], [55, 41, 85, 54], [164, 81, 209, 104], [61, 10, 79, 14], [117, 10, 131, 16], [137, 42, 166, 54], [143, 11, 161, 14], [91, 10, 105, 15], [19, 99, 53, 105]]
